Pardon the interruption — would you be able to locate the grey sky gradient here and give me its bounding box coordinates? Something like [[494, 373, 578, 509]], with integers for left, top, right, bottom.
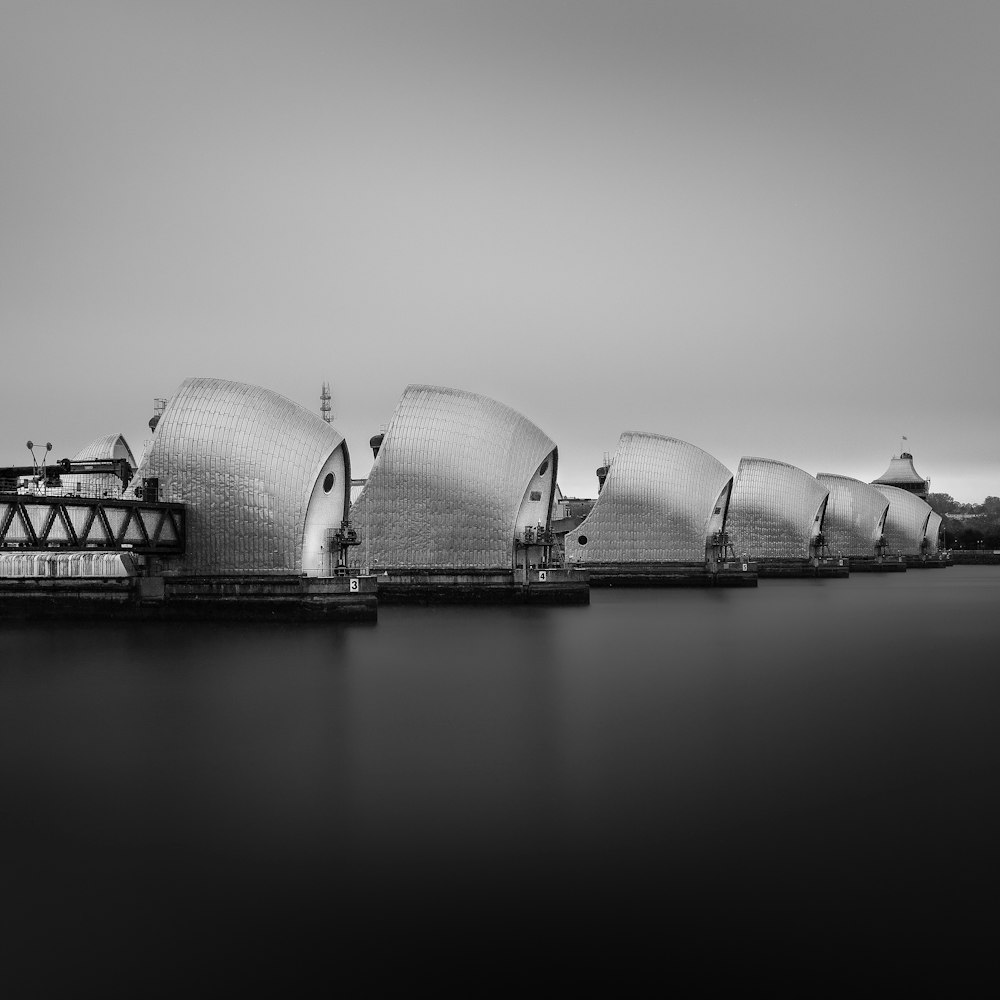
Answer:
[[2, 1, 997, 500]]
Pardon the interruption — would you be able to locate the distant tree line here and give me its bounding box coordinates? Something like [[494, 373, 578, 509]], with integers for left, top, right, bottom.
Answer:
[[927, 493, 1000, 548]]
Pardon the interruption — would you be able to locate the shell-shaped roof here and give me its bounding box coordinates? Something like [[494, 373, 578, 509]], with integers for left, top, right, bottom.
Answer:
[[873, 485, 933, 555], [350, 384, 555, 569], [135, 377, 347, 574], [72, 433, 136, 466], [816, 474, 889, 557], [925, 511, 942, 554], [873, 454, 927, 487], [564, 432, 732, 563], [727, 458, 829, 560]]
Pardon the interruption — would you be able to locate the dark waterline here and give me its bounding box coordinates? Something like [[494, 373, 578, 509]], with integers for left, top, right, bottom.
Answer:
[[3, 568, 999, 983]]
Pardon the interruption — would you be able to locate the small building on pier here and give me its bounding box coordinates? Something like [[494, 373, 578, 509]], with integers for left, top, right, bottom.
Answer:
[[872, 452, 930, 499]]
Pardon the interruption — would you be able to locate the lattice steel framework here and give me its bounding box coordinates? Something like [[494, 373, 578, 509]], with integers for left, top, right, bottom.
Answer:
[[874, 484, 933, 555], [135, 378, 350, 575], [816, 474, 889, 558], [727, 458, 829, 560], [349, 385, 557, 569], [0, 495, 184, 554], [564, 432, 732, 563]]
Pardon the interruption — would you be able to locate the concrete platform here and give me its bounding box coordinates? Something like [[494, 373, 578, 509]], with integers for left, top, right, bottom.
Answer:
[[843, 557, 907, 573], [0, 573, 378, 622], [370, 567, 590, 605], [949, 551, 1000, 565], [582, 561, 758, 588], [0, 577, 135, 619], [755, 559, 850, 579], [904, 556, 950, 569]]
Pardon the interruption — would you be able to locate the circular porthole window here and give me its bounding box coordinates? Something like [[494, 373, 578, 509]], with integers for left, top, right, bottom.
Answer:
[[538, 460, 549, 476], [323, 472, 335, 494], [578, 535, 588, 545]]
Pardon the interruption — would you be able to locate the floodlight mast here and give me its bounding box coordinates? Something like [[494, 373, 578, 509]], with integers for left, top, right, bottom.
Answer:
[[25, 440, 52, 477]]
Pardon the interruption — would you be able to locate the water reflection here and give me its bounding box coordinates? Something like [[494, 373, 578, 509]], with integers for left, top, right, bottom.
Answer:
[[2, 569, 999, 983]]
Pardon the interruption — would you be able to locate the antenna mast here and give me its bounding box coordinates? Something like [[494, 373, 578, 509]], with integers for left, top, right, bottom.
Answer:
[[320, 381, 333, 423]]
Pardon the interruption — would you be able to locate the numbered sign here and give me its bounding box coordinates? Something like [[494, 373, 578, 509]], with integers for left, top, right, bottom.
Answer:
[[538, 570, 547, 582], [349, 578, 359, 592]]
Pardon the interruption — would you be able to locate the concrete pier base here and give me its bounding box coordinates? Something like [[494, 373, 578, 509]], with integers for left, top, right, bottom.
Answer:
[[846, 557, 907, 573], [755, 559, 850, 579], [904, 555, 950, 569], [370, 567, 590, 605], [582, 561, 758, 588], [949, 551, 1000, 565], [0, 574, 378, 622], [151, 574, 378, 620], [0, 577, 136, 619]]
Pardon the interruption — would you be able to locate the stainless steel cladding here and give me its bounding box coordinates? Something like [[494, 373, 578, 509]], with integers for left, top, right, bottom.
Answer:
[[69, 433, 136, 498], [564, 433, 733, 563], [73, 433, 136, 465], [350, 385, 556, 569], [816, 474, 889, 557], [728, 458, 829, 559], [925, 511, 942, 554], [874, 485, 933, 556], [135, 378, 349, 575]]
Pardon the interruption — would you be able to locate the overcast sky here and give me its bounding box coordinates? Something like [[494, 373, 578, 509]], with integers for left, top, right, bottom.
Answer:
[[2, 1, 997, 500]]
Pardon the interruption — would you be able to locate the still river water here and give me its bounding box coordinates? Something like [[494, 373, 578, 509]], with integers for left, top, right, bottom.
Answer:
[[3, 567, 999, 984]]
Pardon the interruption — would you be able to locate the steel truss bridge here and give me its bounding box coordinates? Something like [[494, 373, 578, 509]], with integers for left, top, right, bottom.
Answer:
[[0, 493, 185, 554]]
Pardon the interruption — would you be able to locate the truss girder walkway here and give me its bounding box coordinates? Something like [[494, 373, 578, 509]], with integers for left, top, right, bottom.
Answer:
[[0, 494, 185, 554]]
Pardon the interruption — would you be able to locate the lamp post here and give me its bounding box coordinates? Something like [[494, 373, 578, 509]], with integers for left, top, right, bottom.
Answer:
[[25, 440, 52, 491]]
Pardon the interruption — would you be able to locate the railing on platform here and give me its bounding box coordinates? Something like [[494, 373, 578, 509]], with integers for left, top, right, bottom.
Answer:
[[0, 457, 134, 496], [0, 493, 185, 554], [0, 481, 129, 500]]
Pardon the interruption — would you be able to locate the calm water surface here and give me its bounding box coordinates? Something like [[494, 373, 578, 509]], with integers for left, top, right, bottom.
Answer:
[[3, 567, 999, 982]]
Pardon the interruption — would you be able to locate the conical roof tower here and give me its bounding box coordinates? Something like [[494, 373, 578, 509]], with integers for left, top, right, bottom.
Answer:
[[871, 451, 929, 498]]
